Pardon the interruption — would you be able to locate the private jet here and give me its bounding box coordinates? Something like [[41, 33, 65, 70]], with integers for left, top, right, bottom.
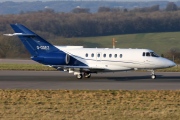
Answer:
[[4, 24, 176, 79]]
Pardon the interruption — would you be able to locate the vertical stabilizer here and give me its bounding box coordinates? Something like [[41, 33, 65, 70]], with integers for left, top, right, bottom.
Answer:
[[10, 24, 59, 56]]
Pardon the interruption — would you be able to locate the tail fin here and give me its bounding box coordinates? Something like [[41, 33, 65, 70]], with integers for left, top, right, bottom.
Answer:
[[10, 24, 59, 56]]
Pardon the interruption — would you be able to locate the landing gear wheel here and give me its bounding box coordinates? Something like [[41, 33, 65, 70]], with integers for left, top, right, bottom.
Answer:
[[84, 73, 91, 78], [151, 75, 156, 79], [150, 70, 156, 79], [76, 74, 83, 79]]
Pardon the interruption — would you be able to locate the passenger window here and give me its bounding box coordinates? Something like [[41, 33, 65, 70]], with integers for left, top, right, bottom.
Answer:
[[97, 53, 100, 57], [91, 53, 94, 57], [120, 54, 122, 58], [85, 53, 88, 57], [143, 52, 145, 56], [103, 54, 106, 58], [146, 52, 150, 56], [114, 54, 117, 58], [109, 54, 112, 58]]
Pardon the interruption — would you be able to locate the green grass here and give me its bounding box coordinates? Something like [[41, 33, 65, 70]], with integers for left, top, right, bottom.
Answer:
[[0, 90, 179, 120], [0, 64, 56, 71], [62, 32, 180, 55]]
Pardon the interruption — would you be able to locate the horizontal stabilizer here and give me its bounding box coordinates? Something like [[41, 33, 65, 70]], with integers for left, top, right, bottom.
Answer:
[[3, 33, 36, 37]]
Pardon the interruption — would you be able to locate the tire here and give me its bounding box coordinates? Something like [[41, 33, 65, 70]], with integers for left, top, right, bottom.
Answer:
[[76, 74, 83, 79], [84, 73, 91, 78], [151, 75, 156, 79]]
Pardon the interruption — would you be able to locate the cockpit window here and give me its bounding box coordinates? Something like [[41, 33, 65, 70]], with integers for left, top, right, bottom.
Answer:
[[142, 52, 145, 56], [143, 52, 159, 57], [146, 52, 150, 56], [150, 52, 159, 57]]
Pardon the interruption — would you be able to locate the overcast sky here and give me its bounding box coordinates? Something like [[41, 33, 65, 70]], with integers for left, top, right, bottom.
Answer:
[[0, 0, 176, 1]]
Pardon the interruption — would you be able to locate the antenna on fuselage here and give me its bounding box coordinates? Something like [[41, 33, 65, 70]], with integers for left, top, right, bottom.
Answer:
[[112, 38, 117, 48]]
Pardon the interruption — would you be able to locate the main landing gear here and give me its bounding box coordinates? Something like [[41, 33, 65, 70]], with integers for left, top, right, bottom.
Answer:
[[76, 72, 91, 79], [76, 74, 83, 79], [84, 72, 91, 78], [150, 70, 156, 79]]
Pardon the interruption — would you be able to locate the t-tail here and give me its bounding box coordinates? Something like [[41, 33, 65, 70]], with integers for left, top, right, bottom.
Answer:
[[5, 24, 67, 65]]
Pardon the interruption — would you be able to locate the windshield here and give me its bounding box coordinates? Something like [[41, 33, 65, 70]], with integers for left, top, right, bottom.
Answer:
[[150, 52, 159, 57], [142, 52, 159, 57]]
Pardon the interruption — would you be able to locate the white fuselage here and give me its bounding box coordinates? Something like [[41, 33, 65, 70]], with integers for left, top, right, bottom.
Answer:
[[57, 46, 175, 72]]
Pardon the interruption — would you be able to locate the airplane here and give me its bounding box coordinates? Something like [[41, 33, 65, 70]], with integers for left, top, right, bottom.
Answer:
[[4, 24, 176, 79]]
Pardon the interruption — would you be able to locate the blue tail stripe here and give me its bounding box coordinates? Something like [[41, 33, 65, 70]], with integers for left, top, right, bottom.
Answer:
[[11, 24, 60, 56]]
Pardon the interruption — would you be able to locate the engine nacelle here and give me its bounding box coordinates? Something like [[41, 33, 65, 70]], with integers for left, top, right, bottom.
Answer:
[[32, 52, 70, 65]]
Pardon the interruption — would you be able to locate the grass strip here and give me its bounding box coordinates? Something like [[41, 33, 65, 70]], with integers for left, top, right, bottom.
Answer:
[[0, 64, 56, 71], [0, 90, 179, 120]]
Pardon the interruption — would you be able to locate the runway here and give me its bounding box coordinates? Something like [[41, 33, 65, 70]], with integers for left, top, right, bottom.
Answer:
[[0, 71, 179, 90]]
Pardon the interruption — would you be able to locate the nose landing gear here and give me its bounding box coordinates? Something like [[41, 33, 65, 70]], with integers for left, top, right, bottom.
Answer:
[[150, 70, 156, 79], [151, 74, 156, 79]]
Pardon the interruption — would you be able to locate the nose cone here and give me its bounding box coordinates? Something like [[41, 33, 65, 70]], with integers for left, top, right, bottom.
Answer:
[[165, 59, 176, 68]]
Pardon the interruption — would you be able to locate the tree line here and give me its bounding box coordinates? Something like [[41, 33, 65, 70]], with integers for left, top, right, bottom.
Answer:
[[1, 10, 180, 37], [0, 2, 180, 37]]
